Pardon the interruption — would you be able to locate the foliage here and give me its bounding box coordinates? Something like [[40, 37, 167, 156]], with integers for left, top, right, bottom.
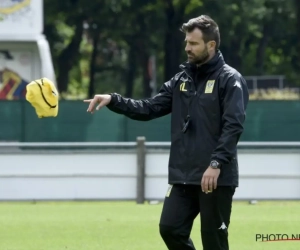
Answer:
[[43, 0, 300, 99], [249, 88, 300, 100]]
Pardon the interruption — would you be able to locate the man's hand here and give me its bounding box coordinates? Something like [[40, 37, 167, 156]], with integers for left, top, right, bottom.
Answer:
[[201, 167, 220, 193], [84, 94, 112, 114]]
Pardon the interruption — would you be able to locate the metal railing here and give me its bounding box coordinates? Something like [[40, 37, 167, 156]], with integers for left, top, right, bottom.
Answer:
[[2, 138, 300, 202], [2, 140, 300, 148], [244, 75, 286, 90]]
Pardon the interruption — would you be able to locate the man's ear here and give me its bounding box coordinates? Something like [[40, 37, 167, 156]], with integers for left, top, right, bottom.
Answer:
[[207, 41, 216, 51]]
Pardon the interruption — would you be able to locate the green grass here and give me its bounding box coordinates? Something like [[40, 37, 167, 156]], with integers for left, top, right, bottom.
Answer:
[[0, 201, 299, 250]]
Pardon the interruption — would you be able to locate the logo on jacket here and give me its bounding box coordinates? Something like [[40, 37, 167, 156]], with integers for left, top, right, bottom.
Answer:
[[180, 82, 187, 92], [234, 80, 242, 89], [218, 222, 227, 230], [205, 80, 215, 93]]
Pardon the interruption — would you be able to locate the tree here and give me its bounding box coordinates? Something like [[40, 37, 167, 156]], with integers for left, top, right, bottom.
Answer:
[[43, 0, 300, 99]]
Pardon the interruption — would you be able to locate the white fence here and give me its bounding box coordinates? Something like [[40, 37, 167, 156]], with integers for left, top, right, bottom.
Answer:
[[0, 139, 300, 201]]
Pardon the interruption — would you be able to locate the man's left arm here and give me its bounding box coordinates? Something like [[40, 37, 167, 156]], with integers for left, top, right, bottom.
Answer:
[[211, 74, 249, 164]]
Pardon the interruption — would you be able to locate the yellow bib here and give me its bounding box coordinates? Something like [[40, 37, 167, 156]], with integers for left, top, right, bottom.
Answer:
[[26, 78, 59, 118]]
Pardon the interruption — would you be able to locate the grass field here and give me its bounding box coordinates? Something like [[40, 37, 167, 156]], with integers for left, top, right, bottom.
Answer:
[[0, 201, 299, 250]]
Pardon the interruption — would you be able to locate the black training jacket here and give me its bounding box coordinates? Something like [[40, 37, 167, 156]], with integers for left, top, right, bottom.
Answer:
[[107, 51, 249, 186]]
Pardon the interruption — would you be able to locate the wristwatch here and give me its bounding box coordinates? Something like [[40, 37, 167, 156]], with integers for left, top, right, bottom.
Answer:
[[210, 160, 221, 169]]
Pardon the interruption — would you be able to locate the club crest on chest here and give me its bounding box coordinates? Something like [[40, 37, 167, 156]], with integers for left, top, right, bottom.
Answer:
[[205, 80, 215, 94]]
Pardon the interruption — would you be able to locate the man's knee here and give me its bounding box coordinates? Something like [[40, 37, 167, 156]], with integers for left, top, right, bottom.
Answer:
[[160, 224, 196, 250], [159, 224, 184, 239], [160, 224, 174, 238]]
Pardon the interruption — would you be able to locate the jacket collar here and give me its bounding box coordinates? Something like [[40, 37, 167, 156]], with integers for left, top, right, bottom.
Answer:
[[180, 50, 225, 75]]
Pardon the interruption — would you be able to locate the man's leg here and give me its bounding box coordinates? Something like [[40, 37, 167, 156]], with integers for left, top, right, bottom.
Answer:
[[159, 184, 200, 250], [199, 186, 236, 250]]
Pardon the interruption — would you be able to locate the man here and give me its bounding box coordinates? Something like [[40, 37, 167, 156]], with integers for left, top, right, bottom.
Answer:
[[84, 15, 249, 250]]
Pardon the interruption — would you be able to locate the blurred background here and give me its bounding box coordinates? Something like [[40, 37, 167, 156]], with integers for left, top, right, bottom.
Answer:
[[1, 3, 300, 250], [0, 0, 299, 202], [1, 0, 300, 142]]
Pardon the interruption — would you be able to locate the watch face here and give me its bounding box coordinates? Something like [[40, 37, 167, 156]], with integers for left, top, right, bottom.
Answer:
[[211, 161, 219, 168]]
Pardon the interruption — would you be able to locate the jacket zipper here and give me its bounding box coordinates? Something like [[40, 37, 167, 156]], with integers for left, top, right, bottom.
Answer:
[[184, 71, 197, 96], [179, 64, 195, 92], [182, 70, 196, 185]]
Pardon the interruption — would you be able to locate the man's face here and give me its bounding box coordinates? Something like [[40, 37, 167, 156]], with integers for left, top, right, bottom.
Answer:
[[184, 28, 215, 65]]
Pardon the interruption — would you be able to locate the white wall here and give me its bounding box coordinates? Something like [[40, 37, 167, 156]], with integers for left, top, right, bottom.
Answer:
[[0, 39, 55, 85], [145, 150, 300, 200], [0, 0, 43, 36], [0, 149, 299, 201]]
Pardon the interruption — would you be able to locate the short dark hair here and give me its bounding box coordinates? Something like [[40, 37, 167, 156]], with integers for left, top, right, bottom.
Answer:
[[181, 15, 220, 50]]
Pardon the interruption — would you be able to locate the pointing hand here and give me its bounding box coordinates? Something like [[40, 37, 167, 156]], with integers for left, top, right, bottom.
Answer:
[[83, 94, 112, 114]]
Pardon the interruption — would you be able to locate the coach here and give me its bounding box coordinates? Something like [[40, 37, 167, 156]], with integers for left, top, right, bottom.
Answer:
[[85, 15, 249, 250]]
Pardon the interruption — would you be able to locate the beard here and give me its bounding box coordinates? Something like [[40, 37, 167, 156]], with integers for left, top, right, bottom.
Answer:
[[187, 46, 209, 65]]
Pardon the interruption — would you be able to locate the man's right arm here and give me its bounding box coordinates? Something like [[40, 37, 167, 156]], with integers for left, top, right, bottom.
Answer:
[[105, 79, 174, 121]]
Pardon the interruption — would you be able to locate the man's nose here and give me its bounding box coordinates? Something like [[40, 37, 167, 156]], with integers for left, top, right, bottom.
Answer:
[[185, 44, 191, 53]]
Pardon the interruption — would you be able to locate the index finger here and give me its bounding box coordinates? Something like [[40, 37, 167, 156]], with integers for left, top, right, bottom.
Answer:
[[87, 99, 97, 113], [201, 176, 205, 191], [83, 99, 92, 102], [202, 177, 209, 193]]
